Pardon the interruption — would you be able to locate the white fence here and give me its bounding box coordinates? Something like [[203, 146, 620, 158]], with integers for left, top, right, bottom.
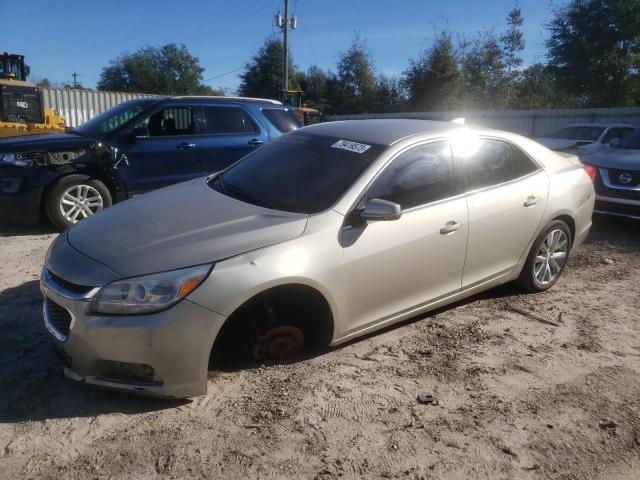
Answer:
[[41, 88, 154, 128], [324, 107, 640, 137]]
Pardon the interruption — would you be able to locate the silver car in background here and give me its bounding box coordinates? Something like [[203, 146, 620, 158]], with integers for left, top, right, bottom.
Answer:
[[535, 123, 636, 154], [41, 120, 595, 398]]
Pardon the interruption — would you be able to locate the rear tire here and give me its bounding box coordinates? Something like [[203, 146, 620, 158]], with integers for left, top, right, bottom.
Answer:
[[517, 220, 572, 292], [46, 175, 112, 230]]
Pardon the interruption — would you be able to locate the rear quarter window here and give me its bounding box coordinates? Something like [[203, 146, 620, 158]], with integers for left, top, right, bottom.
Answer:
[[262, 109, 302, 133], [203, 107, 257, 135]]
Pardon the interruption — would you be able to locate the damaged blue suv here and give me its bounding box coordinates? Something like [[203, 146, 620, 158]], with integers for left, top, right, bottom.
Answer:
[[0, 96, 301, 228]]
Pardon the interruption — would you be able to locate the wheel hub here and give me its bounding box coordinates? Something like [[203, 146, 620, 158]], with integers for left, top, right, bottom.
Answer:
[[263, 325, 304, 359]]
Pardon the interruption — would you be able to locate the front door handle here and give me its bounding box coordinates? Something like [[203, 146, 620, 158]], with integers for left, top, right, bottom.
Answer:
[[523, 195, 539, 207], [177, 142, 196, 150], [248, 139, 264, 147], [440, 221, 463, 235]]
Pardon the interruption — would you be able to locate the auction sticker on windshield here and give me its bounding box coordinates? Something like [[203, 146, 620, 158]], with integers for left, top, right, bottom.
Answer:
[[331, 139, 372, 154]]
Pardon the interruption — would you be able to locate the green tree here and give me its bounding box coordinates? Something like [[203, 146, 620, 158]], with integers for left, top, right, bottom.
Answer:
[[97, 43, 220, 95], [510, 63, 558, 109], [402, 30, 461, 111], [238, 37, 296, 100], [373, 75, 405, 113], [546, 0, 640, 106], [325, 35, 377, 114], [501, 3, 525, 106], [460, 32, 507, 109], [297, 65, 328, 110]]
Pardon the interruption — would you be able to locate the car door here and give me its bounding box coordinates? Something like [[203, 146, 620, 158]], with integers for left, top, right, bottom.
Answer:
[[199, 105, 268, 174], [117, 105, 201, 196], [460, 138, 548, 287], [341, 140, 469, 334]]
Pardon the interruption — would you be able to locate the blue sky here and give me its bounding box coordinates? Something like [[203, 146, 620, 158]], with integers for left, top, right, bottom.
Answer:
[[1, 0, 559, 92]]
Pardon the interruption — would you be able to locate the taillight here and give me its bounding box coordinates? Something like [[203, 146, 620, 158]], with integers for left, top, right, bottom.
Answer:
[[582, 164, 597, 182]]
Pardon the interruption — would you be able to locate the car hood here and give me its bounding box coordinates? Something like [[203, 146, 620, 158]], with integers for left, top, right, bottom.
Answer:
[[66, 178, 309, 278], [582, 147, 640, 170], [0, 132, 96, 153], [535, 138, 592, 151]]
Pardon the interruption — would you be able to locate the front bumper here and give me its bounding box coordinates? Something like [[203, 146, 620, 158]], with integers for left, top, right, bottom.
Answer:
[[40, 271, 227, 398], [594, 195, 640, 221], [0, 175, 44, 224]]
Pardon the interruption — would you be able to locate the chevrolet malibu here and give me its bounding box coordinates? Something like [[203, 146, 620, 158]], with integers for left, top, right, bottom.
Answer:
[[41, 120, 595, 398]]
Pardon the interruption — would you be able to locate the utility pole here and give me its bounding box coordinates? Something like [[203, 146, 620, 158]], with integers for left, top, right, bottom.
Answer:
[[283, 0, 288, 94], [71, 72, 80, 88], [275, 1, 297, 98]]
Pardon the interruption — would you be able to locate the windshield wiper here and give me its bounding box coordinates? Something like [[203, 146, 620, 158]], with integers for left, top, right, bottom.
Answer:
[[223, 181, 278, 210]]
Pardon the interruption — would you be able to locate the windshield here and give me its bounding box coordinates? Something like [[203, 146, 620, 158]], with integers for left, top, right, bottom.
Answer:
[[616, 129, 640, 149], [210, 132, 386, 214], [548, 125, 605, 141], [73, 99, 158, 136]]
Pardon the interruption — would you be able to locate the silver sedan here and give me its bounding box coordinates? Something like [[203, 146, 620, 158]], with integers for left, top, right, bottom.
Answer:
[[41, 120, 595, 398]]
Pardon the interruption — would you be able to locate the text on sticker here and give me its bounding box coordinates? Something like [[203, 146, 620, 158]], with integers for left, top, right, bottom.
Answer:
[[331, 139, 372, 154]]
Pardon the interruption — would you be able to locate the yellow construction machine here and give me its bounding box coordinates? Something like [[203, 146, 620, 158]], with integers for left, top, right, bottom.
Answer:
[[282, 89, 321, 125], [0, 52, 65, 138]]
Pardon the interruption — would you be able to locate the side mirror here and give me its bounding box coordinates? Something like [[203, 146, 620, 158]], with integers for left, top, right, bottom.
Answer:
[[359, 198, 402, 222], [608, 138, 621, 147]]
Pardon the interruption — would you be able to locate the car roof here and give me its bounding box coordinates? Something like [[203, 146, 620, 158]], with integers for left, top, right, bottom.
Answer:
[[301, 119, 464, 146], [170, 96, 283, 105]]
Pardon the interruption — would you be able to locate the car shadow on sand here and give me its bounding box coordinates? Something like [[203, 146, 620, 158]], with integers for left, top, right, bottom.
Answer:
[[0, 220, 58, 238], [0, 280, 187, 424]]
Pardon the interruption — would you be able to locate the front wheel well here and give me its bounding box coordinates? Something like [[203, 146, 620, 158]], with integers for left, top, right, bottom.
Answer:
[[210, 284, 334, 366]]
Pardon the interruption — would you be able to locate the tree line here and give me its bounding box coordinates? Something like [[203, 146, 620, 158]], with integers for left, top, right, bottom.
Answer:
[[91, 0, 640, 113]]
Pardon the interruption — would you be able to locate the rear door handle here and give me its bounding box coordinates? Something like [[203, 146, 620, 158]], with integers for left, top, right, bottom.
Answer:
[[248, 139, 264, 147], [177, 142, 196, 150], [523, 195, 539, 207], [440, 221, 463, 235]]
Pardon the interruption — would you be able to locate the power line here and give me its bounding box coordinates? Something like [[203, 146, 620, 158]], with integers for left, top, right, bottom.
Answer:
[[178, 0, 254, 46], [202, 66, 244, 82]]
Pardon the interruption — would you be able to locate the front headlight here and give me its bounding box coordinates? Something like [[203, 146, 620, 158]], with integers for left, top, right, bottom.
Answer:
[[0, 153, 36, 167], [91, 264, 212, 315]]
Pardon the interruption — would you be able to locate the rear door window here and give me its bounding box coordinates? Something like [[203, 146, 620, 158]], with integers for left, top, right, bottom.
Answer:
[[203, 107, 257, 135], [262, 108, 303, 133], [466, 139, 517, 190], [366, 141, 459, 209]]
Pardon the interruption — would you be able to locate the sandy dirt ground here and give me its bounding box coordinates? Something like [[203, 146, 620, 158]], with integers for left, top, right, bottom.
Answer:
[[0, 217, 639, 479]]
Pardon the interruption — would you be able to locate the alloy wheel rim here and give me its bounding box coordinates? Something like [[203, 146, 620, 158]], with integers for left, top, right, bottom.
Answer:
[[59, 184, 104, 223], [533, 229, 568, 286]]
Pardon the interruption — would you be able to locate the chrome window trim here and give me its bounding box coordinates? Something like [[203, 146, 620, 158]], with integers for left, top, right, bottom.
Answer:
[[463, 169, 545, 197], [41, 267, 101, 301], [599, 168, 640, 192], [344, 135, 546, 219]]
